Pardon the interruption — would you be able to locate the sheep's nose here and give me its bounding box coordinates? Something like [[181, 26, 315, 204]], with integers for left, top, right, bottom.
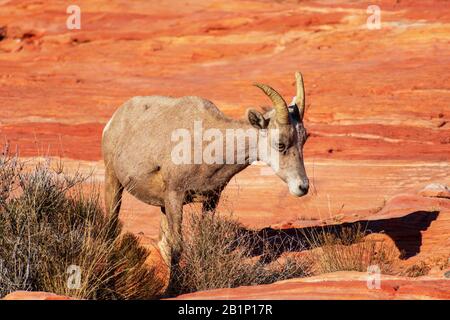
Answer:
[[288, 179, 309, 197], [299, 182, 309, 195]]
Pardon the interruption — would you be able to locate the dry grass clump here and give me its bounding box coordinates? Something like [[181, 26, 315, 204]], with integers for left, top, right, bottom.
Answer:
[[401, 261, 431, 277], [0, 148, 163, 299], [168, 210, 402, 295], [170, 211, 312, 295], [303, 224, 399, 275]]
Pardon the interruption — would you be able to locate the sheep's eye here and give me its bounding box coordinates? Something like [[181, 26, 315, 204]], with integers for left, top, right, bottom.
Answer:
[[277, 143, 286, 151]]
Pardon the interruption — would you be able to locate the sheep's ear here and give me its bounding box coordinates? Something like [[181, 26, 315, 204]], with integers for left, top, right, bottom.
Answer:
[[247, 108, 269, 129]]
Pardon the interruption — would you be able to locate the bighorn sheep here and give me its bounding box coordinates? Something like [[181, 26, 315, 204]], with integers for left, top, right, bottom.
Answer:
[[102, 72, 309, 284]]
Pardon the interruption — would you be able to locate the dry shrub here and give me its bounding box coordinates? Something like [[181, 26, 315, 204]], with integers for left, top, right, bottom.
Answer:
[[171, 211, 312, 295], [401, 261, 431, 278], [303, 224, 399, 275], [0, 148, 163, 299]]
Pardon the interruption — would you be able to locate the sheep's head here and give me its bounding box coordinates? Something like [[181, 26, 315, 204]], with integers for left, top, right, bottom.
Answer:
[[247, 72, 309, 197]]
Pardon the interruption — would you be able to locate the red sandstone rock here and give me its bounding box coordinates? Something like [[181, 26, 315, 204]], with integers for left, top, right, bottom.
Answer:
[[174, 271, 450, 300], [2, 291, 73, 300], [419, 184, 450, 199], [0, 0, 449, 162]]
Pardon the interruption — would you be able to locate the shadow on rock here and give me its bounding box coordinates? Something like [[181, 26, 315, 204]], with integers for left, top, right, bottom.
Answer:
[[240, 210, 439, 262]]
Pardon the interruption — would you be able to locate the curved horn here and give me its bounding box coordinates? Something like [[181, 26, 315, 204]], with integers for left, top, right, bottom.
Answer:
[[253, 83, 289, 125], [294, 71, 305, 118]]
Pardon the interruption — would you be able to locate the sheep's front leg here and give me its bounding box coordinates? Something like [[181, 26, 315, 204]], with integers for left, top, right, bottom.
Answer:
[[164, 190, 184, 292], [158, 206, 171, 267], [104, 164, 123, 236]]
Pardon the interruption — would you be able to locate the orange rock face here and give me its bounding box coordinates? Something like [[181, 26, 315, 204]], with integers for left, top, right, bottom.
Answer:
[[0, 0, 449, 299], [174, 272, 450, 300], [0, 0, 449, 161], [419, 184, 450, 199], [2, 291, 73, 300]]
